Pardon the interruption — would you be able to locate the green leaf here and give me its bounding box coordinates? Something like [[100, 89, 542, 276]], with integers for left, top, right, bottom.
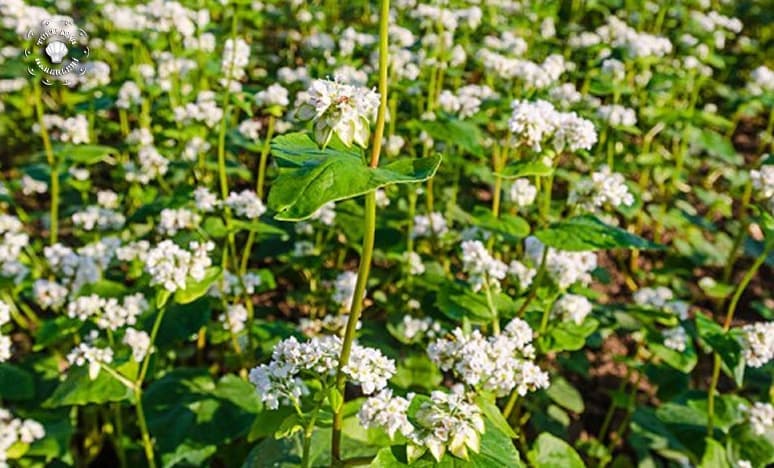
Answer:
[[471, 207, 530, 240], [174, 267, 222, 305], [528, 433, 585, 468], [545, 377, 584, 414], [0, 364, 35, 400], [648, 330, 697, 373], [43, 366, 132, 407], [542, 318, 599, 352], [59, 144, 118, 165], [476, 396, 517, 439], [156, 289, 171, 309], [413, 116, 485, 157], [328, 387, 344, 413], [499, 159, 553, 179], [699, 438, 730, 468], [534, 215, 663, 251], [727, 421, 774, 467], [268, 132, 441, 221], [690, 127, 742, 165], [695, 314, 745, 386], [392, 355, 443, 391]]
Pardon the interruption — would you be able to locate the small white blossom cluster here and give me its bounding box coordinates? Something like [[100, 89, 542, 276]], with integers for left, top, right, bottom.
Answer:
[[173, 91, 224, 128], [221, 38, 250, 86], [597, 104, 637, 127], [66, 342, 114, 379], [123, 327, 150, 362], [0, 215, 30, 283], [208, 270, 262, 297], [509, 99, 597, 152], [740, 321, 774, 368], [413, 212, 448, 238], [478, 50, 567, 89], [404, 251, 425, 275], [633, 287, 689, 319], [750, 165, 774, 213], [508, 260, 536, 289], [125, 145, 170, 184], [525, 237, 597, 289], [33, 280, 69, 311], [507, 178, 537, 207], [571, 17, 672, 58], [428, 318, 548, 397], [224, 190, 267, 219], [397, 314, 443, 342], [460, 240, 507, 292], [569, 167, 635, 212], [296, 79, 380, 148], [662, 326, 688, 352], [67, 293, 148, 331], [144, 240, 214, 292], [220, 304, 248, 334], [0, 408, 45, 465], [360, 389, 486, 461], [249, 335, 395, 409], [299, 314, 360, 338], [116, 81, 142, 109], [0, 301, 11, 362], [748, 66, 774, 96], [740, 402, 774, 435], [331, 271, 363, 310], [21, 175, 47, 195], [437, 85, 496, 119], [255, 83, 290, 109], [552, 294, 593, 325], [34, 114, 90, 144], [43, 239, 121, 294], [71, 206, 126, 232], [157, 208, 201, 235]]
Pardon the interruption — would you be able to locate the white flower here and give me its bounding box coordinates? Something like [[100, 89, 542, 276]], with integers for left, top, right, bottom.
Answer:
[[553, 294, 593, 325], [409, 391, 486, 461], [72, 206, 126, 231], [296, 79, 380, 148], [194, 187, 218, 212], [460, 240, 507, 292], [123, 328, 150, 362], [740, 321, 774, 368], [344, 344, 396, 394], [525, 237, 597, 289], [569, 167, 634, 212], [221, 38, 250, 81], [221, 304, 248, 333], [332, 271, 362, 310], [508, 260, 536, 288], [0, 334, 11, 362], [358, 389, 413, 438], [67, 343, 113, 379], [740, 402, 774, 435], [97, 190, 119, 209], [404, 251, 425, 275], [751, 166, 774, 200], [145, 240, 213, 292], [662, 326, 688, 352], [509, 99, 559, 151], [21, 175, 47, 195], [157, 208, 200, 235], [116, 81, 141, 109], [597, 104, 637, 127], [255, 83, 290, 109], [507, 178, 537, 207], [33, 279, 68, 310], [224, 190, 266, 219], [748, 66, 774, 95], [413, 212, 448, 238], [553, 112, 597, 152]]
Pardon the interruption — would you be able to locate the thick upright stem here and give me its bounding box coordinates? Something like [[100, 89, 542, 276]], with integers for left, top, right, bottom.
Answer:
[[256, 115, 276, 198], [34, 82, 58, 245], [331, 1, 390, 462]]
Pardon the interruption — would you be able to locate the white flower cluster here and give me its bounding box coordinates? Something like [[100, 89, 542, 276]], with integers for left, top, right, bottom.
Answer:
[[173, 91, 224, 128], [299, 314, 360, 338], [569, 167, 635, 212], [116, 81, 142, 109], [399, 314, 443, 342], [0, 301, 11, 362], [21, 175, 47, 195], [597, 104, 637, 127], [507, 178, 537, 207], [35, 114, 90, 144], [296, 79, 380, 148], [633, 286, 689, 319], [331, 271, 363, 310], [157, 208, 201, 235], [740, 321, 774, 368], [123, 327, 150, 362], [740, 402, 774, 435], [508, 260, 536, 289], [748, 66, 774, 95], [208, 270, 263, 298], [220, 304, 248, 333], [221, 38, 250, 84], [66, 342, 114, 379], [509, 99, 597, 152], [525, 236, 597, 289], [71, 206, 126, 232], [67, 293, 148, 331], [125, 145, 169, 184], [224, 190, 267, 219], [144, 240, 214, 292], [429, 318, 548, 397], [413, 212, 448, 238], [552, 294, 593, 325], [460, 240, 507, 292], [691, 11, 743, 35], [478, 50, 567, 88], [249, 335, 395, 409], [43, 239, 121, 293], [33, 280, 69, 310], [751, 165, 774, 213], [255, 83, 289, 109], [571, 17, 672, 58], [404, 251, 425, 275], [662, 326, 688, 352], [359, 389, 486, 461], [438, 85, 496, 119], [0, 214, 29, 283], [0, 408, 45, 465]]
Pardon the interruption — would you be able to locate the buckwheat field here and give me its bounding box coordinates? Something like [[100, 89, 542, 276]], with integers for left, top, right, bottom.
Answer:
[[0, 0, 772, 466]]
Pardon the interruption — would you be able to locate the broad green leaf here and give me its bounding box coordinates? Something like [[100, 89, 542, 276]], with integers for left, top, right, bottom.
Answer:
[[174, 267, 222, 305], [476, 396, 517, 439], [648, 330, 697, 373], [392, 355, 443, 391], [268, 132, 441, 221], [534, 215, 663, 251], [695, 314, 745, 386], [59, 144, 118, 165], [699, 438, 730, 468], [471, 207, 530, 240], [43, 366, 132, 407], [528, 433, 585, 468], [542, 318, 599, 352], [413, 116, 485, 157], [499, 159, 553, 179], [545, 377, 584, 414], [0, 364, 35, 400], [727, 422, 774, 467]]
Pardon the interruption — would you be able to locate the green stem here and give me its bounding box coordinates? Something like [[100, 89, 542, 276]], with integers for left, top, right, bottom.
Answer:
[[34, 81, 58, 245], [707, 245, 770, 435], [256, 115, 276, 198], [134, 387, 156, 468], [332, 3, 390, 461], [483, 279, 500, 335]]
